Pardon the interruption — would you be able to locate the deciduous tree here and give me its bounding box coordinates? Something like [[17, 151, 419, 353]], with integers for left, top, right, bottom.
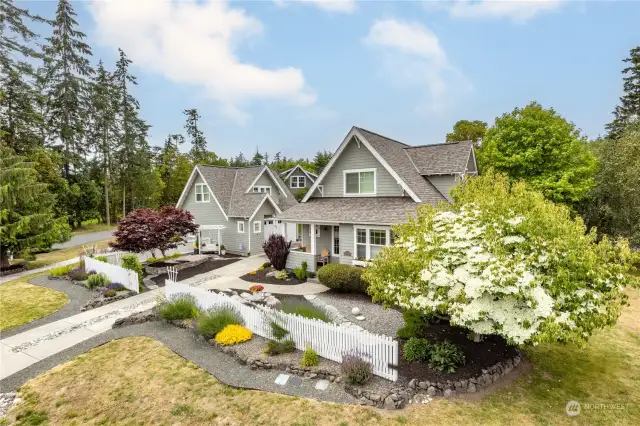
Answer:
[[445, 119, 487, 147]]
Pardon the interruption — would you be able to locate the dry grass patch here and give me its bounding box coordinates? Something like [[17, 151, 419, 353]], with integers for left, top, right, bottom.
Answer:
[[0, 280, 68, 331], [24, 239, 113, 270], [4, 290, 640, 426]]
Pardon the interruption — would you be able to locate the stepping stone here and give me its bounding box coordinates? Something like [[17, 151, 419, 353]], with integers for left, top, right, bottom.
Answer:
[[288, 376, 302, 386], [145, 284, 158, 290], [355, 315, 366, 321], [314, 379, 329, 391], [274, 374, 290, 386], [303, 295, 316, 300]]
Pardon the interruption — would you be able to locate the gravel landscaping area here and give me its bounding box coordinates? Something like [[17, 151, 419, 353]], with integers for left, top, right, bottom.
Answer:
[[240, 267, 306, 285], [315, 291, 404, 337], [1, 275, 94, 338]]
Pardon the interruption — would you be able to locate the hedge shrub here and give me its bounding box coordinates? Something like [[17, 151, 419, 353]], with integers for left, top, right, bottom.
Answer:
[[317, 264, 367, 293]]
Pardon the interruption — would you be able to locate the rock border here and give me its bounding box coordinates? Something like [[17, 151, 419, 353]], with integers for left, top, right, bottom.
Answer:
[[347, 352, 523, 409]]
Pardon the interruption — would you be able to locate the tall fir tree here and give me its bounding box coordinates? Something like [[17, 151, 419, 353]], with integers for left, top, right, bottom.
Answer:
[[606, 46, 640, 139], [183, 108, 208, 163], [43, 0, 94, 178]]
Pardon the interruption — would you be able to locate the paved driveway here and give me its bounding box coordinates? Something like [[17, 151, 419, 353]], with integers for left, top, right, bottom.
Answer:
[[52, 230, 115, 250]]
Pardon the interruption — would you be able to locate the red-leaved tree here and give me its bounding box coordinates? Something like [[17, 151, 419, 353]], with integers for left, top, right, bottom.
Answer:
[[111, 206, 198, 256]]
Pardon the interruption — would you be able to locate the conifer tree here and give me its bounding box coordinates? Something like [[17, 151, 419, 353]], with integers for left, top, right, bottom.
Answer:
[[606, 46, 640, 139], [183, 108, 208, 163]]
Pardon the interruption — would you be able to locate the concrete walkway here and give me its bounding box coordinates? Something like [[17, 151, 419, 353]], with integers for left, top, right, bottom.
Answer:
[[0, 255, 262, 380], [201, 275, 330, 295]]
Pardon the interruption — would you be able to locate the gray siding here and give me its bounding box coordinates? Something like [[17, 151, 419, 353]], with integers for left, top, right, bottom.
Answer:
[[317, 137, 403, 198], [249, 201, 277, 255], [427, 175, 457, 202], [182, 174, 228, 226], [466, 152, 477, 174], [224, 220, 249, 256], [287, 169, 313, 189], [338, 223, 354, 265], [253, 172, 282, 205]]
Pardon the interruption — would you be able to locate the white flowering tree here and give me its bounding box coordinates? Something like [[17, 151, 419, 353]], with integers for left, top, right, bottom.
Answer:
[[363, 172, 638, 346]]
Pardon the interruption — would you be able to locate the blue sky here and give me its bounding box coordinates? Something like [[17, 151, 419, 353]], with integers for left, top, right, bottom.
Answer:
[[23, 0, 640, 160]]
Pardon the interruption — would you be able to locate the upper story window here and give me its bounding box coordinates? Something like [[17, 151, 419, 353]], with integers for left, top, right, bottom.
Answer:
[[253, 186, 271, 195], [291, 176, 306, 188], [344, 168, 376, 195], [195, 183, 210, 202]]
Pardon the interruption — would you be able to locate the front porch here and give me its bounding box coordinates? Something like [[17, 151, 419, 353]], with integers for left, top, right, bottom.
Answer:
[[281, 221, 392, 272]]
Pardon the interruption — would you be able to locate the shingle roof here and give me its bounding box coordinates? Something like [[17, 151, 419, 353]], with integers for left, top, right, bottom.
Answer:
[[404, 141, 474, 175], [275, 197, 427, 225], [196, 165, 297, 218], [354, 127, 448, 205]]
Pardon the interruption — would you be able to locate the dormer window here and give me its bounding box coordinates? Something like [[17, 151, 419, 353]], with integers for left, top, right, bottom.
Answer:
[[253, 186, 271, 194], [291, 176, 306, 188], [344, 168, 376, 195], [195, 183, 210, 202]]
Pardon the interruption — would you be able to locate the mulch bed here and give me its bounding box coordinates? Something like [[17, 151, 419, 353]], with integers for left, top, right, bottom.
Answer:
[[150, 258, 240, 286], [397, 322, 519, 384], [146, 260, 190, 268], [0, 263, 27, 277], [239, 267, 306, 285]]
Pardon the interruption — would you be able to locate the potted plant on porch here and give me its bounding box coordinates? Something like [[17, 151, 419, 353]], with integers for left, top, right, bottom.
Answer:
[[193, 235, 200, 255], [220, 244, 226, 256]]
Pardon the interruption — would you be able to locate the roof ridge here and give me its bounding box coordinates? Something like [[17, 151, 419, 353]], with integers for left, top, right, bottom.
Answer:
[[198, 164, 264, 169], [405, 140, 472, 149], [355, 126, 411, 147]]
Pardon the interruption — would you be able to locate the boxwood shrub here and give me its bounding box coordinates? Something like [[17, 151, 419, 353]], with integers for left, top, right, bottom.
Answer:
[[317, 264, 368, 293]]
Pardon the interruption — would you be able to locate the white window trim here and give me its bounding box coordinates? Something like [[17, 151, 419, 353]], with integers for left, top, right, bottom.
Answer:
[[253, 220, 261, 233], [237, 221, 245, 234], [332, 225, 340, 256], [353, 226, 389, 260], [252, 185, 272, 194], [343, 168, 377, 196], [195, 183, 210, 203], [308, 224, 320, 237], [291, 175, 306, 188]]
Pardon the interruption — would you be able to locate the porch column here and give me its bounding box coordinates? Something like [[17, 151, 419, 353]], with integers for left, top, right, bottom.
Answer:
[[310, 223, 316, 255], [281, 221, 287, 241], [217, 229, 221, 253]]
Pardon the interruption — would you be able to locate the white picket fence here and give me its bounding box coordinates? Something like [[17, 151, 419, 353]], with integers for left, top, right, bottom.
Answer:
[[165, 281, 398, 381], [85, 256, 140, 293]]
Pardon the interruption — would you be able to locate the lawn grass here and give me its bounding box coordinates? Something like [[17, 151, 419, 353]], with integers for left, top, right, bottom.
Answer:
[[71, 219, 116, 236], [23, 239, 113, 270], [0, 277, 69, 331], [4, 289, 639, 425]]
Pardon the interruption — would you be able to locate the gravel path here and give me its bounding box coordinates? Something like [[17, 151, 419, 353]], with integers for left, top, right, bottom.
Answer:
[[0, 322, 359, 405], [315, 292, 405, 338], [1, 275, 95, 339]]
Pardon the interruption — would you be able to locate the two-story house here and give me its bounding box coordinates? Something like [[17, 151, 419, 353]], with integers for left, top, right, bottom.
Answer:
[[176, 165, 298, 256], [280, 165, 318, 193], [275, 126, 477, 272]]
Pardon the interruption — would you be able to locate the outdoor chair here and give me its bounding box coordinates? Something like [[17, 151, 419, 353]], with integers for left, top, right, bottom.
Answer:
[[317, 248, 329, 267]]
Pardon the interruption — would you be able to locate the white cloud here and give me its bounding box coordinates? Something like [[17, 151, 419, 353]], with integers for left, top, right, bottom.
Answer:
[[273, 0, 357, 13], [446, 0, 566, 22], [363, 19, 470, 114], [89, 0, 316, 123]]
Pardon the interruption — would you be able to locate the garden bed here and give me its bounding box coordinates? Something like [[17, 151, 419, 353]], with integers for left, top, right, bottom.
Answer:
[[239, 267, 306, 285], [0, 263, 27, 277], [149, 257, 240, 286], [146, 260, 189, 268]]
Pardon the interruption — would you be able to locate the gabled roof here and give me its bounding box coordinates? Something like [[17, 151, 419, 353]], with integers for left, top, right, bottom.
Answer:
[[177, 164, 297, 218], [302, 127, 448, 205], [281, 164, 318, 181], [404, 140, 475, 175]]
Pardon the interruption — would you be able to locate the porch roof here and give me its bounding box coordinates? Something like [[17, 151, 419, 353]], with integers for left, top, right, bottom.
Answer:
[[274, 197, 420, 225]]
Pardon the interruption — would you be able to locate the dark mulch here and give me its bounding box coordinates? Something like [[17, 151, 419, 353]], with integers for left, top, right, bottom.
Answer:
[[147, 260, 189, 267], [397, 322, 519, 384], [0, 263, 27, 277], [239, 267, 306, 285], [150, 258, 240, 286]]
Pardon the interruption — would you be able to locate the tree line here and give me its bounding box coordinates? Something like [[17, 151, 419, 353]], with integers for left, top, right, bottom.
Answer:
[[0, 0, 330, 265], [444, 46, 640, 247]]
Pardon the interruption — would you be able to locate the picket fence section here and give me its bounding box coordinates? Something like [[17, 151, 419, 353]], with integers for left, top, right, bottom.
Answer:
[[165, 280, 398, 381], [85, 256, 140, 293]]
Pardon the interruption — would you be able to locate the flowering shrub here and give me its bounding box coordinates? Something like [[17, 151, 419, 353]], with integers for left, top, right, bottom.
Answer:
[[341, 352, 373, 385], [249, 271, 257, 275], [197, 306, 244, 339], [249, 285, 264, 294], [363, 172, 638, 346], [67, 266, 89, 281], [215, 324, 252, 345]]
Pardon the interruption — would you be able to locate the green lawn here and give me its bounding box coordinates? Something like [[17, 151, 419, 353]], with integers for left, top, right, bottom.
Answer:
[[20, 239, 113, 270], [71, 219, 116, 236], [0, 274, 69, 331], [4, 290, 639, 425]]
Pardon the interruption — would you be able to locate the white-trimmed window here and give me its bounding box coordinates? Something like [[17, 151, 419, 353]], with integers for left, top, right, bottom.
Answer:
[[237, 221, 245, 233], [354, 227, 389, 260], [253, 220, 261, 233], [195, 183, 210, 202], [291, 176, 306, 188], [252, 186, 271, 194], [344, 169, 376, 195]]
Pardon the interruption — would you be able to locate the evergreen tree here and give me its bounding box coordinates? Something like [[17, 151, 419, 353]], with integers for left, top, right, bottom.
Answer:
[[43, 0, 94, 178], [250, 147, 264, 166], [0, 69, 43, 153], [0, 144, 70, 267], [312, 150, 332, 173], [183, 108, 207, 163], [606, 46, 640, 140]]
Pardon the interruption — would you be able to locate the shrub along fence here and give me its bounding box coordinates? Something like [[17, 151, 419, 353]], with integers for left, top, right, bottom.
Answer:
[[85, 257, 140, 293], [165, 280, 398, 381]]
